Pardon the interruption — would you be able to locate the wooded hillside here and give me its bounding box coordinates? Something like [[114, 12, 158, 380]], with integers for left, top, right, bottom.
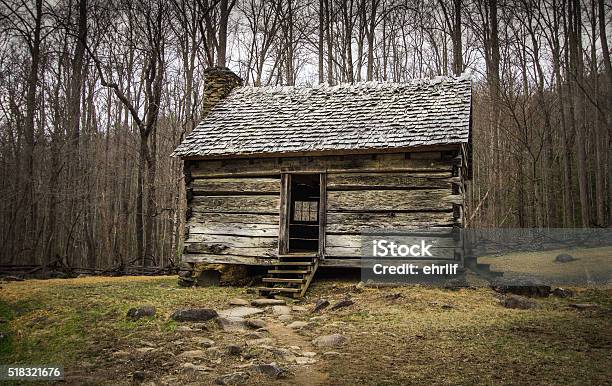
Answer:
[[0, 0, 610, 270]]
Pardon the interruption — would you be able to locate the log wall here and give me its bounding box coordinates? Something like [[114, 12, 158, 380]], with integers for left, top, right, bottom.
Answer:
[[182, 150, 465, 266]]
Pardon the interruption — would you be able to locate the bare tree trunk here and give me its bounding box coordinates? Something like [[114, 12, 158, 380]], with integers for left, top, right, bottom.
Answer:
[[318, 0, 324, 83]]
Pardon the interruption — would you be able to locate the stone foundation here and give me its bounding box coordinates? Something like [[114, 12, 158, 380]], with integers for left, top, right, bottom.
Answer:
[[177, 263, 250, 287]]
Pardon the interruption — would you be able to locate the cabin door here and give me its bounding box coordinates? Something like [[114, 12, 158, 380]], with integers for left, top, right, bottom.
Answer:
[[279, 173, 326, 256]]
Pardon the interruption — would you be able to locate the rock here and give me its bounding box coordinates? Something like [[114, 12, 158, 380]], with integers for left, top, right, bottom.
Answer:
[[176, 326, 194, 333], [355, 281, 365, 291], [441, 303, 454, 309], [251, 298, 285, 306], [215, 371, 249, 385], [292, 306, 308, 312], [182, 363, 213, 372], [248, 363, 288, 378], [245, 319, 266, 329], [171, 308, 218, 322], [312, 334, 346, 348], [312, 299, 330, 312], [178, 350, 206, 359], [491, 277, 551, 297], [246, 337, 274, 346], [216, 316, 247, 331], [270, 347, 296, 362], [323, 351, 341, 358], [552, 287, 574, 298], [226, 344, 242, 355], [229, 298, 250, 306], [278, 315, 293, 322], [135, 347, 155, 354], [218, 307, 264, 318], [330, 298, 354, 310], [569, 303, 601, 310], [500, 294, 540, 310], [192, 337, 215, 347], [295, 357, 317, 364], [272, 305, 292, 315], [287, 321, 308, 329], [301, 351, 316, 357], [555, 253, 575, 263], [132, 371, 146, 382]]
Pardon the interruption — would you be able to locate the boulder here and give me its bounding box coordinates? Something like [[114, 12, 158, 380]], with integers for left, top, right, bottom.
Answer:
[[248, 363, 288, 378], [500, 294, 540, 310], [330, 298, 354, 311], [272, 305, 292, 315], [287, 321, 308, 329], [555, 253, 575, 263], [216, 317, 247, 331], [127, 306, 156, 320], [171, 308, 218, 322], [251, 298, 285, 306], [245, 318, 266, 329], [218, 307, 264, 318], [312, 299, 330, 312], [226, 344, 242, 355], [215, 372, 249, 385], [278, 314, 293, 322], [295, 356, 317, 364], [292, 306, 308, 312], [491, 277, 550, 297], [312, 334, 346, 348]]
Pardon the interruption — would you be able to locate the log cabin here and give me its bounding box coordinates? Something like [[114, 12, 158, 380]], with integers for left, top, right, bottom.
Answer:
[[173, 67, 472, 296]]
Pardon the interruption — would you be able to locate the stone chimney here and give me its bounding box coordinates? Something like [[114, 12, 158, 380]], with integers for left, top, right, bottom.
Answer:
[[202, 67, 243, 117]]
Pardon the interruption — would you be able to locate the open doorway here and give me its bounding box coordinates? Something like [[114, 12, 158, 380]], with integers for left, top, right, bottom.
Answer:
[[288, 174, 320, 253]]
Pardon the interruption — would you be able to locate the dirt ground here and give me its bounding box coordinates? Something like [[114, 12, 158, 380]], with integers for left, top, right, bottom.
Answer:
[[0, 274, 610, 385]]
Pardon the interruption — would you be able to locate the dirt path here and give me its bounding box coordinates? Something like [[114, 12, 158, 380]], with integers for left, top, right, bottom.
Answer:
[[266, 321, 330, 385]]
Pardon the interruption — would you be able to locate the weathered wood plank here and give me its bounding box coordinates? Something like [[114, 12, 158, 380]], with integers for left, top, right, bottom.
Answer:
[[326, 234, 459, 248], [188, 223, 279, 237], [191, 177, 280, 194], [320, 258, 463, 268], [325, 246, 456, 259], [327, 172, 457, 190], [189, 212, 279, 224], [191, 153, 454, 177], [327, 189, 459, 212], [182, 253, 274, 265], [184, 234, 278, 257], [191, 195, 280, 213], [325, 234, 457, 259], [326, 212, 456, 233]]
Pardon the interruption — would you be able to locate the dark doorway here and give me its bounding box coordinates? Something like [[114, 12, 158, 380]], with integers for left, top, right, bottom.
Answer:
[[288, 174, 320, 252]]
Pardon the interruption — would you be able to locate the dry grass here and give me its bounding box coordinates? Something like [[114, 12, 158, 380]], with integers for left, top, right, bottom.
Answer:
[[0, 274, 610, 385]]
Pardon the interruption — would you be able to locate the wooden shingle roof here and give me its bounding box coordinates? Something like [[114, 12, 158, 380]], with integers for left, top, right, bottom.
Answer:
[[173, 75, 472, 159]]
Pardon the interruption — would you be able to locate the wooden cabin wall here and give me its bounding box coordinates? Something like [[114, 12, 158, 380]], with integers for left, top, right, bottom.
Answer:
[[324, 152, 463, 263], [183, 167, 281, 264], [181, 150, 465, 266]]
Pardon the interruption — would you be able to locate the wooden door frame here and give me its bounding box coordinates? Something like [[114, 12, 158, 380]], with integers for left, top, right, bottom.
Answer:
[[278, 172, 326, 257]]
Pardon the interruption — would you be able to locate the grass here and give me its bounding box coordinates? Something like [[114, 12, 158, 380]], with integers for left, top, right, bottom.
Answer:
[[0, 275, 610, 385]]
